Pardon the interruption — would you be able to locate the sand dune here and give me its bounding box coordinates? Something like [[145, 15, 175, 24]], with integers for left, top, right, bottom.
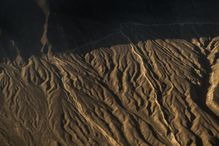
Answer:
[[0, 22, 218, 145], [0, 0, 219, 145]]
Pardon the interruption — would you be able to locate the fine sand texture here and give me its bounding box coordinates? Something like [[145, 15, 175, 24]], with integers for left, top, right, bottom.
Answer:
[[0, 0, 219, 145], [0, 22, 219, 146]]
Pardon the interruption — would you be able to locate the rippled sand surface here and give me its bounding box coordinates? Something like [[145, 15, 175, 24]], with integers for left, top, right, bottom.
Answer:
[[0, 22, 218, 146]]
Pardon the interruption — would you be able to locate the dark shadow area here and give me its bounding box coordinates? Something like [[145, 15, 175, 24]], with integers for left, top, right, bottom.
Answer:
[[0, 1, 219, 143], [0, 0, 219, 59], [0, 0, 45, 60], [49, 22, 219, 56], [48, 0, 219, 55]]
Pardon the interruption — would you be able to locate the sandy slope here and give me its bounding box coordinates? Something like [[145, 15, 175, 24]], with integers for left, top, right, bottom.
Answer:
[[0, 22, 218, 146]]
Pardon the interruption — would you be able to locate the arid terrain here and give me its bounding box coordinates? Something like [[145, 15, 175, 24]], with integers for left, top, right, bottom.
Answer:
[[0, 0, 219, 146]]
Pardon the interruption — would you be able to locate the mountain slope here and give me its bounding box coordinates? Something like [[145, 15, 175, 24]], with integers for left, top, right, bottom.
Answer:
[[0, 23, 218, 146]]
